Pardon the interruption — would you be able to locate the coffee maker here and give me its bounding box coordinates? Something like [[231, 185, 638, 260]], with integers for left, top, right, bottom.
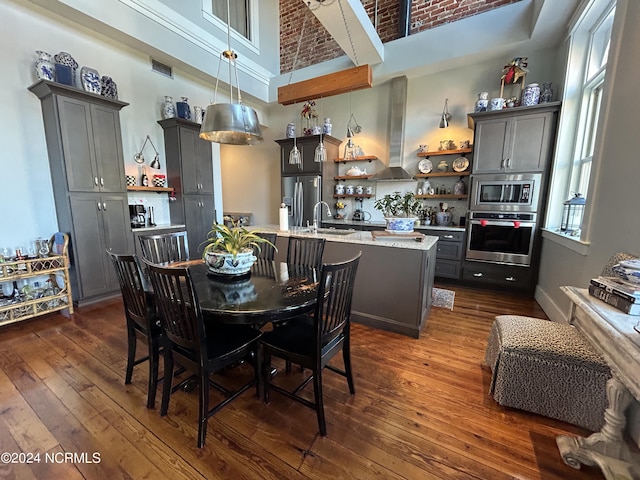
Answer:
[[129, 205, 146, 228]]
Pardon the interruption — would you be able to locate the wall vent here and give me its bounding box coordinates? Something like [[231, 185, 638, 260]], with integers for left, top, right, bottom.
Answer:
[[151, 59, 173, 78]]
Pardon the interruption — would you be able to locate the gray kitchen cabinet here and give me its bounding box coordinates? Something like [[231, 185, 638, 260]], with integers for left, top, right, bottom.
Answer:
[[183, 195, 215, 256], [56, 94, 126, 192], [432, 229, 465, 279], [69, 193, 132, 299], [469, 102, 561, 173], [29, 80, 132, 304], [276, 135, 341, 176], [462, 259, 534, 293], [159, 118, 216, 257]]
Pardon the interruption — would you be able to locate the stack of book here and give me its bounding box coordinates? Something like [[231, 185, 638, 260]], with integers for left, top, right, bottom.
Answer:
[[589, 276, 640, 315]]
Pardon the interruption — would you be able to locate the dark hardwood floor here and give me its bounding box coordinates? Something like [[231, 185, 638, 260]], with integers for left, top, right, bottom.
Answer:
[[0, 284, 604, 479]]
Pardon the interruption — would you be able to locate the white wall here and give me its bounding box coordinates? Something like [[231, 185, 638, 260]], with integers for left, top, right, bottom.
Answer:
[[221, 45, 564, 225], [0, 1, 228, 248], [536, 0, 640, 445]]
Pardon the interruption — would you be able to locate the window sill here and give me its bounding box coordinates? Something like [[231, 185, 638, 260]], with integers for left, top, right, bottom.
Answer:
[[542, 228, 590, 255]]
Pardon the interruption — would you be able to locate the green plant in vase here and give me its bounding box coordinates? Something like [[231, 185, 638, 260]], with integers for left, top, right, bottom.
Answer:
[[201, 222, 276, 276], [373, 191, 422, 232]]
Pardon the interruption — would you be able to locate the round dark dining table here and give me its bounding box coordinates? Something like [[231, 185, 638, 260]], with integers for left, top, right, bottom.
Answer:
[[184, 259, 319, 325]]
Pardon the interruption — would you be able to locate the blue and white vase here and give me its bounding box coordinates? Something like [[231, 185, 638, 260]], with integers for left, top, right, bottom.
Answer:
[[100, 76, 118, 99], [522, 83, 540, 106], [35, 51, 55, 81], [162, 96, 175, 119], [323, 117, 332, 135], [474, 91, 489, 112], [54, 52, 78, 86], [176, 96, 191, 120]]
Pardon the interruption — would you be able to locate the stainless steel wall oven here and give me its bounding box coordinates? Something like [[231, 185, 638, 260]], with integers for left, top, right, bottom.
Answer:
[[466, 212, 537, 266]]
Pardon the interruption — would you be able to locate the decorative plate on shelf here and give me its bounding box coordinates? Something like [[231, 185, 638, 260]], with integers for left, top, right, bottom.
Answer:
[[452, 157, 470, 172], [418, 159, 432, 174], [80, 66, 101, 94]]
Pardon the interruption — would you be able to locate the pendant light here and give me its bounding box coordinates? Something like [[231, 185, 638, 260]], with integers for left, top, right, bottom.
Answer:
[[199, 0, 263, 145], [289, 111, 301, 166]]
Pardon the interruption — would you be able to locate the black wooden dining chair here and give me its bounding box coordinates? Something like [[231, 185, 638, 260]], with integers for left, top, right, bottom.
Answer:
[[107, 252, 162, 409], [259, 252, 361, 436], [253, 232, 277, 261], [286, 236, 325, 269], [144, 260, 262, 448], [138, 231, 189, 264]]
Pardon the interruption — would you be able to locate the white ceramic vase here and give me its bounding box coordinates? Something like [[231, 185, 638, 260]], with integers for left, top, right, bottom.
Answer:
[[204, 250, 257, 276]]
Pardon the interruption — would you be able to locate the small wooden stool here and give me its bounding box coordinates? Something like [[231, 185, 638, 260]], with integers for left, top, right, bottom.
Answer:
[[484, 315, 611, 431]]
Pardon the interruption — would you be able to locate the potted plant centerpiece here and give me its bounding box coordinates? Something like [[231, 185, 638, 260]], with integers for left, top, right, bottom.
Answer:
[[374, 191, 422, 233], [201, 222, 276, 277]]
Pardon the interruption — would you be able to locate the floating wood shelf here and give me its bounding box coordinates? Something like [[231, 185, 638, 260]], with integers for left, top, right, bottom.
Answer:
[[333, 194, 374, 199], [415, 172, 470, 178], [415, 194, 468, 200], [334, 175, 374, 180], [417, 147, 472, 157], [126, 186, 173, 193], [334, 156, 378, 163]]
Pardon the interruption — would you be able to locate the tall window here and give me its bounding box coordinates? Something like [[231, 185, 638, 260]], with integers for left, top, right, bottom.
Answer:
[[547, 0, 616, 240], [569, 5, 614, 202], [211, 0, 251, 40]]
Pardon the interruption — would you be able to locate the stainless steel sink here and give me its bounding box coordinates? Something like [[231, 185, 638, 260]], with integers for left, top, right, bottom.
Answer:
[[301, 228, 356, 236]]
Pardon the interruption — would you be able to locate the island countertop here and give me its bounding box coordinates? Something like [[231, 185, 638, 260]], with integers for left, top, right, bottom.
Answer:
[[251, 225, 438, 251]]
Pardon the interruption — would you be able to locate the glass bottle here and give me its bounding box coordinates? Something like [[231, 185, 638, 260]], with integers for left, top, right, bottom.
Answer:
[[141, 167, 149, 186]]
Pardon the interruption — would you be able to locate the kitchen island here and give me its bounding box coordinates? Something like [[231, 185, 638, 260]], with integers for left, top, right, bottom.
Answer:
[[253, 226, 438, 338]]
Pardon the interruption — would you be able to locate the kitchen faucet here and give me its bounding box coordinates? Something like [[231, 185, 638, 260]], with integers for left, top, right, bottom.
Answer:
[[312, 201, 332, 232]]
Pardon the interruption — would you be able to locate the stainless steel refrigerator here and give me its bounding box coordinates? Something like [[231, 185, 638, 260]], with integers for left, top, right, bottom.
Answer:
[[282, 175, 321, 227]]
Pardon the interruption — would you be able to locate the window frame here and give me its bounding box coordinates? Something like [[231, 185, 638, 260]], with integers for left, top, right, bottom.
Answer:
[[544, 0, 616, 246], [202, 0, 260, 54]]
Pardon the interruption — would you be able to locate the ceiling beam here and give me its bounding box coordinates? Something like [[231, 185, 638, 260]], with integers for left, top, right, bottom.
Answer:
[[277, 64, 372, 105]]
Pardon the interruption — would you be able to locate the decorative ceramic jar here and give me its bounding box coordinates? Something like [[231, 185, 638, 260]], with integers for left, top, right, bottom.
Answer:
[[204, 250, 257, 276], [453, 177, 466, 195], [54, 52, 78, 86], [334, 184, 345, 195], [286, 123, 295, 138], [176, 97, 191, 120], [355, 185, 364, 195], [385, 217, 418, 233], [345, 185, 355, 195], [100, 76, 118, 99], [474, 91, 489, 112], [436, 212, 452, 226], [162, 96, 175, 119], [540, 82, 553, 103], [193, 106, 204, 124], [323, 117, 332, 135], [522, 83, 541, 106], [34, 51, 55, 81], [489, 97, 504, 111]]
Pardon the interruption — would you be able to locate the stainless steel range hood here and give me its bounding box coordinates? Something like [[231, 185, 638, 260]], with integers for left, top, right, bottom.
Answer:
[[373, 76, 414, 181]]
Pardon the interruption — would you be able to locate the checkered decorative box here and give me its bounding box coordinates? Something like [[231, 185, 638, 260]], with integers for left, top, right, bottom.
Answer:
[[152, 175, 166, 187], [125, 175, 136, 186]]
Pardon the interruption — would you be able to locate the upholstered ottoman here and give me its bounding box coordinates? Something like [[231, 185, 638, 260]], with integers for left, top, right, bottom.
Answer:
[[484, 315, 611, 432]]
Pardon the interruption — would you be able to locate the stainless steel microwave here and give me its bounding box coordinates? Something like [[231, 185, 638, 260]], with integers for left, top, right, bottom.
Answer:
[[469, 173, 542, 212]]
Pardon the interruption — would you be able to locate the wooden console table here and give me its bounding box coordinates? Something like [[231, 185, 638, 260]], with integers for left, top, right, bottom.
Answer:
[[558, 286, 640, 479]]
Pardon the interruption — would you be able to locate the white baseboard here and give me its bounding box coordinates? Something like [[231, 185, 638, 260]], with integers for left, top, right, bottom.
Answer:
[[534, 285, 570, 324]]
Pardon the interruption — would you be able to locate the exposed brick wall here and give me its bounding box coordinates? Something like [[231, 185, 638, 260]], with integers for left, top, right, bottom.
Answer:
[[280, 0, 522, 73]]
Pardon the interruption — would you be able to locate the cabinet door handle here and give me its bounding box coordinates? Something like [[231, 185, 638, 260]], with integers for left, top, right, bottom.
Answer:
[[94, 177, 99, 186], [506, 158, 511, 168], [473, 272, 483, 277], [100, 177, 104, 186], [505, 276, 516, 282], [443, 235, 454, 239], [97, 202, 101, 211], [102, 202, 107, 210]]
